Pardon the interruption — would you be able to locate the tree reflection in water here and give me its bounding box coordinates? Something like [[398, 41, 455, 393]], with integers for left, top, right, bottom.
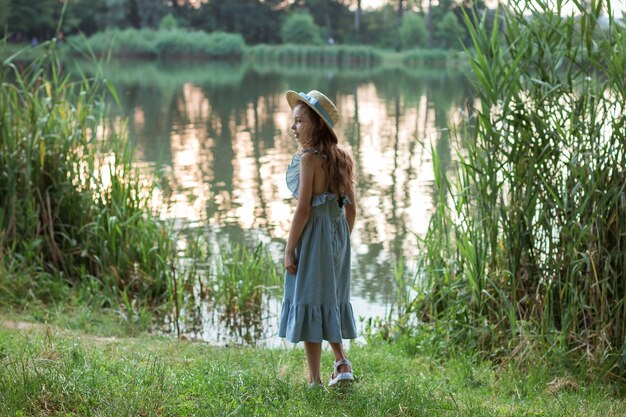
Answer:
[[88, 59, 473, 344]]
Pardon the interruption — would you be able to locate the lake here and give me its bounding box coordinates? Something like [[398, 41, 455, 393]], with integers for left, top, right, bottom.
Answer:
[[92, 59, 474, 345]]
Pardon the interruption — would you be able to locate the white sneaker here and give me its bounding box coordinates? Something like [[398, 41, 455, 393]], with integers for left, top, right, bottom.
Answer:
[[328, 358, 354, 387]]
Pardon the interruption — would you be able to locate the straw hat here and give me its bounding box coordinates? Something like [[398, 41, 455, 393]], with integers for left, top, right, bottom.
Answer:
[[286, 90, 339, 140]]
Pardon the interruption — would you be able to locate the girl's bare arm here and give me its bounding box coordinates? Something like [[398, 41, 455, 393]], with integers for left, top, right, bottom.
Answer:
[[284, 153, 315, 274]]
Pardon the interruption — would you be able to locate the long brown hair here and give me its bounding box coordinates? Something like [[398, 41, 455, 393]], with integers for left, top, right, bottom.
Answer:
[[298, 103, 357, 195]]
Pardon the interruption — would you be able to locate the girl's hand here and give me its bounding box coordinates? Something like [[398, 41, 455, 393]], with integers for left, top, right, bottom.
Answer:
[[284, 250, 297, 275]]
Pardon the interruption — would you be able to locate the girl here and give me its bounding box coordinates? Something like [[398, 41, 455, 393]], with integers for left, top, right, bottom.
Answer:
[[278, 90, 358, 387]]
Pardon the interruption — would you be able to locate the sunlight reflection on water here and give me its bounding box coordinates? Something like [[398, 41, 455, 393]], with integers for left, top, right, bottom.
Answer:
[[106, 61, 472, 345]]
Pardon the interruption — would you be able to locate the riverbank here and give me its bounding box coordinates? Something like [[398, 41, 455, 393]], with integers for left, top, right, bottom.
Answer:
[[1, 37, 460, 68], [1, 313, 624, 416]]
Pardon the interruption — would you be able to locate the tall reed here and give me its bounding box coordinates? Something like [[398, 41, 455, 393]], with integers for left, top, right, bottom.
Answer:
[[214, 243, 281, 335], [0, 40, 176, 306], [410, 0, 625, 371]]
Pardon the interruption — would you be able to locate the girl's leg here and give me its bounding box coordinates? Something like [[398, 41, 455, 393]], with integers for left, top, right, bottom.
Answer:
[[328, 341, 351, 374], [303, 341, 322, 384]]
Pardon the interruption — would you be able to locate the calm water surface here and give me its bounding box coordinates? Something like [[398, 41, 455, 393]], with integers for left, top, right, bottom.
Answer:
[[98, 60, 473, 345]]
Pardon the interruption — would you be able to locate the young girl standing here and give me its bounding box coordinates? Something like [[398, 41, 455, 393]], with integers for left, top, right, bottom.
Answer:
[[278, 90, 358, 387]]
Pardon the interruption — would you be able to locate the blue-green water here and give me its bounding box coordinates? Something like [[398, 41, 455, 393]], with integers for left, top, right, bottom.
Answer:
[[94, 59, 473, 345]]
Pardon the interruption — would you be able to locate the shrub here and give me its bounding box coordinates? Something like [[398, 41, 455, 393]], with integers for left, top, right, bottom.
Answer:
[[68, 29, 246, 60], [281, 12, 322, 45], [399, 13, 428, 50], [155, 30, 245, 59], [159, 13, 179, 31], [435, 12, 465, 49], [68, 28, 158, 57]]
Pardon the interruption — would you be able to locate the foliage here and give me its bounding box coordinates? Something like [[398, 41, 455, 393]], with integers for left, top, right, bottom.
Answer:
[[158, 13, 178, 31], [132, 0, 169, 28], [68, 28, 158, 57], [399, 12, 428, 49], [2, 0, 58, 40], [1, 324, 625, 416], [287, 0, 354, 43], [435, 11, 465, 49], [0, 0, 10, 30], [0, 41, 176, 305], [400, 47, 458, 65], [213, 243, 281, 340], [63, 0, 131, 36], [1, 0, 174, 39], [359, 4, 401, 49], [183, 0, 284, 45], [154, 30, 246, 59], [251, 43, 382, 66], [67, 28, 246, 59], [281, 11, 323, 45], [396, 0, 626, 374]]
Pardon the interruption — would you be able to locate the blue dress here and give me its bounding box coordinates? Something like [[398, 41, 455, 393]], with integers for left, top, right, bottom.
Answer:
[[278, 148, 358, 343]]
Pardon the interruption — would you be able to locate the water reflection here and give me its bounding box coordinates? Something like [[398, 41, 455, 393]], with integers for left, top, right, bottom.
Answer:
[[88, 59, 473, 343]]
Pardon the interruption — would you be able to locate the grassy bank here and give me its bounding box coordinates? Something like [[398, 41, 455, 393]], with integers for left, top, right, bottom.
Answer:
[[2, 33, 459, 68], [1, 316, 625, 417]]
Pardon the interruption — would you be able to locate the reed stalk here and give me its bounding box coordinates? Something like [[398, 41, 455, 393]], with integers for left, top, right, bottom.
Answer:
[[410, 0, 626, 372], [0, 40, 177, 306], [214, 242, 281, 335]]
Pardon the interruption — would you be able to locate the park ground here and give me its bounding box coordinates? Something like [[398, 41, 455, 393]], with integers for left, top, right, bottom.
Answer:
[[1, 311, 625, 416]]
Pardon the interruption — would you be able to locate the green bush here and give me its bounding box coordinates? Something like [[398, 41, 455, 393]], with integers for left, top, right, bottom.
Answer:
[[399, 13, 428, 50], [68, 29, 245, 59], [280, 12, 322, 45], [155, 30, 245, 58], [159, 13, 179, 31], [68, 28, 158, 57], [435, 12, 465, 49]]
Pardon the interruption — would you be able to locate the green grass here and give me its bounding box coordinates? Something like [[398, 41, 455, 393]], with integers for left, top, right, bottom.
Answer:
[[0, 316, 624, 416], [214, 243, 281, 331]]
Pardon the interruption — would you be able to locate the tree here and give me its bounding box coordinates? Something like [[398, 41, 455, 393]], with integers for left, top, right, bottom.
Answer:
[[435, 11, 464, 48], [0, 0, 11, 33], [360, 3, 399, 48], [5, 0, 57, 40], [64, 0, 131, 35], [289, 0, 352, 42], [129, 0, 168, 28], [158, 13, 178, 30], [399, 12, 427, 49], [281, 11, 322, 44], [188, 0, 283, 44]]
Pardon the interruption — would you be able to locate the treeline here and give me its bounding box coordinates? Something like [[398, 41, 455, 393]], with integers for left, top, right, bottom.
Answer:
[[0, 0, 487, 50]]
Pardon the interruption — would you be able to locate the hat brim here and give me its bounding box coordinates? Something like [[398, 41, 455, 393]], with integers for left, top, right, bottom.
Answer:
[[286, 90, 338, 141]]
